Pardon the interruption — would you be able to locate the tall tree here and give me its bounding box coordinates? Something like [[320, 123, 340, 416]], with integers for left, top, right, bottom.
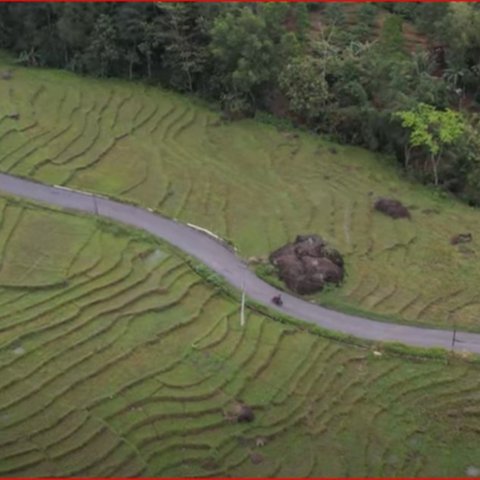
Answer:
[[279, 56, 329, 122], [82, 14, 120, 77], [156, 4, 213, 92], [55, 4, 99, 70], [442, 3, 480, 98], [395, 103, 465, 185], [115, 5, 149, 79], [209, 5, 294, 113]]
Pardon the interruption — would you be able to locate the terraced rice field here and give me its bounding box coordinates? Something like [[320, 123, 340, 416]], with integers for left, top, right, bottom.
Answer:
[[2, 59, 480, 331], [0, 196, 479, 477]]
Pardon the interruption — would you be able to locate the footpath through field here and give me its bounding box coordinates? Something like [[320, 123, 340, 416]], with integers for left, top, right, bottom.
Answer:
[[1, 172, 480, 353]]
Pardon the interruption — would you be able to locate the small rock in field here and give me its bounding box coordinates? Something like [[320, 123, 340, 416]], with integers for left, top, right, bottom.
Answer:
[[450, 233, 472, 245], [250, 452, 264, 465], [466, 466, 479, 477], [255, 437, 266, 447]]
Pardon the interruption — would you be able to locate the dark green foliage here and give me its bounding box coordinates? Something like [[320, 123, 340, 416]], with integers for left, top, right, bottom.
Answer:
[[380, 15, 405, 57], [209, 4, 297, 113], [155, 4, 214, 91], [0, 2, 480, 205], [279, 56, 329, 122], [324, 3, 347, 27]]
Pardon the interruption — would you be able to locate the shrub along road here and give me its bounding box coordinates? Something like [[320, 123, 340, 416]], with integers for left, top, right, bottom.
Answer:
[[1, 172, 480, 353]]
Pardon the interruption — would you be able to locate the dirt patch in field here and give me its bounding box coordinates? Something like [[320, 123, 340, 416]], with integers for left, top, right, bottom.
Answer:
[[450, 233, 472, 245], [374, 197, 411, 219], [269, 234, 344, 295], [250, 452, 264, 465], [224, 402, 255, 423]]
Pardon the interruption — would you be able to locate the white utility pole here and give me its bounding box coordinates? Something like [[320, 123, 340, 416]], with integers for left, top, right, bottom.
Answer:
[[240, 281, 245, 327]]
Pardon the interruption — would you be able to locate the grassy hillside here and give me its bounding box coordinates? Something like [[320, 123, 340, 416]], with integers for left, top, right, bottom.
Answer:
[[1, 60, 480, 332], [0, 196, 479, 476]]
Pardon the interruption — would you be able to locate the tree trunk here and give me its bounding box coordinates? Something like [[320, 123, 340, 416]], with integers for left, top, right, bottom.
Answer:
[[431, 153, 439, 186], [404, 145, 411, 169], [147, 54, 152, 78], [185, 67, 193, 92]]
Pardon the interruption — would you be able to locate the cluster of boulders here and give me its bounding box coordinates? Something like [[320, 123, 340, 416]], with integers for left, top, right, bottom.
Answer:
[[264, 195, 475, 296], [269, 234, 344, 295]]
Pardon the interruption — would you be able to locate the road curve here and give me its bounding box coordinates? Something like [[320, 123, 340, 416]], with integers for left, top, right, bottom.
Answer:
[[1, 172, 479, 353]]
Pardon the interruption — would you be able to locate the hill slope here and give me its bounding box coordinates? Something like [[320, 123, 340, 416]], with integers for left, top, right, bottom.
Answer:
[[0, 196, 480, 476], [1, 61, 480, 331]]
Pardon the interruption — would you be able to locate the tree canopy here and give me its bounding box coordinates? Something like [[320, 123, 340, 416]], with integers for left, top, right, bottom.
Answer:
[[0, 3, 480, 205], [395, 104, 465, 185]]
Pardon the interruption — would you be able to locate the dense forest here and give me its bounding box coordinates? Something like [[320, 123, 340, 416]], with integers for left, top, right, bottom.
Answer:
[[1, 2, 480, 204]]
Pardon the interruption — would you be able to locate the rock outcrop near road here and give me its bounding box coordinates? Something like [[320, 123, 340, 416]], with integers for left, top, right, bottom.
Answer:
[[269, 234, 344, 294]]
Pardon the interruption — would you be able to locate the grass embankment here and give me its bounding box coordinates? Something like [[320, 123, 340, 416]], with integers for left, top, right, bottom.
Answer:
[[1, 59, 480, 332], [0, 197, 479, 476]]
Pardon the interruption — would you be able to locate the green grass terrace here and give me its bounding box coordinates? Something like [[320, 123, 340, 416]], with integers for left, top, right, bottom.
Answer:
[[0, 197, 479, 476], [1, 57, 480, 334]]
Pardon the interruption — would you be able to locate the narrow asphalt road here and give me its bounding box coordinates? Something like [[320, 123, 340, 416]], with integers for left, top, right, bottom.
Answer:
[[1, 172, 479, 353]]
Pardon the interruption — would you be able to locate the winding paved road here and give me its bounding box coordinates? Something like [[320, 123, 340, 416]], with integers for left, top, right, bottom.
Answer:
[[1, 172, 480, 353]]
